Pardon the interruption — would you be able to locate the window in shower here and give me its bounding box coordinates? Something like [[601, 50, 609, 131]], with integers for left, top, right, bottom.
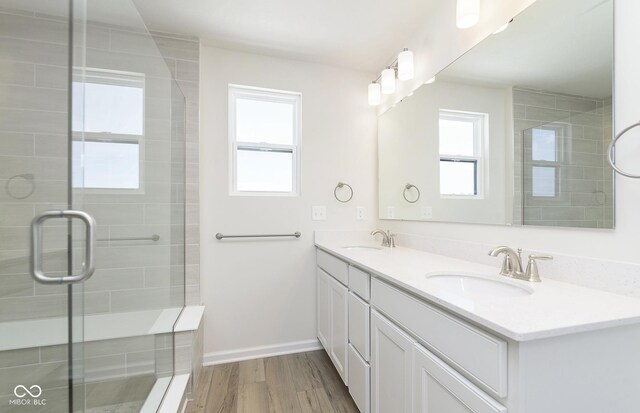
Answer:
[[229, 85, 301, 195], [438, 110, 487, 197], [529, 125, 564, 197], [72, 69, 145, 190]]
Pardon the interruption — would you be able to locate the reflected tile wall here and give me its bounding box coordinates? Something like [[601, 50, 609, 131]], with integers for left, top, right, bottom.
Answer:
[[513, 88, 614, 229]]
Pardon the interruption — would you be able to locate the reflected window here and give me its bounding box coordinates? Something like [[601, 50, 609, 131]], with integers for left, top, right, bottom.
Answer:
[[532, 128, 557, 162], [528, 125, 564, 198], [438, 110, 486, 196], [229, 85, 301, 195], [72, 69, 145, 190], [532, 166, 556, 197]]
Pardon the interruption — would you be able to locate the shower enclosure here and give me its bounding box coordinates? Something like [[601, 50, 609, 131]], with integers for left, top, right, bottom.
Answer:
[[0, 0, 186, 411], [514, 89, 614, 229]]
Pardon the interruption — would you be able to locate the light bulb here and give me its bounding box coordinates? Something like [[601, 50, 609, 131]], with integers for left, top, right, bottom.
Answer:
[[381, 67, 396, 95], [397, 49, 414, 81], [456, 0, 480, 29], [368, 82, 381, 106]]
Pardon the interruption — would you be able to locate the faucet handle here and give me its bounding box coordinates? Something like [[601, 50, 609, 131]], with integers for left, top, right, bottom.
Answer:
[[530, 254, 553, 261], [388, 233, 397, 248], [525, 255, 553, 282]]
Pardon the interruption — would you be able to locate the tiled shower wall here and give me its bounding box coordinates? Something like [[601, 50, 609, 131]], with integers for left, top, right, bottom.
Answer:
[[513, 88, 614, 228], [0, 6, 200, 410], [0, 9, 200, 323]]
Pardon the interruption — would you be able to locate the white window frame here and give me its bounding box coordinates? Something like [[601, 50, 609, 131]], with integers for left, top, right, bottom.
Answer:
[[228, 84, 301, 196], [528, 123, 568, 198], [438, 109, 487, 199], [72, 68, 146, 194]]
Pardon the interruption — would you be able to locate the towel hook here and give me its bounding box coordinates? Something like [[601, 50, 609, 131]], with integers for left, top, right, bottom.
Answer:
[[403, 183, 421, 203], [334, 182, 353, 203], [608, 121, 640, 178]]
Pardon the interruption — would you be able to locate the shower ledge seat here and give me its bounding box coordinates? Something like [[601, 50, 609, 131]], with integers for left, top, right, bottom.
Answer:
[[0, 307, 184, 351]]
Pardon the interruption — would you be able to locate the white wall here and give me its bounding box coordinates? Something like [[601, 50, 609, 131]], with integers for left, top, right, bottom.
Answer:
[[381, 0, 640, 264], [199, 46, 377, 360], [378, 80, 510, 224]]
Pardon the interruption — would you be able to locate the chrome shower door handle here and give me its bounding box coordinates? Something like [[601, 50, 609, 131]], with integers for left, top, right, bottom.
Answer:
[[31, 210, 96, 284]]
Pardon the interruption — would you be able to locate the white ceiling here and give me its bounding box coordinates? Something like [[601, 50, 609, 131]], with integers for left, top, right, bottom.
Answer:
[[132, 0, 443, 72]]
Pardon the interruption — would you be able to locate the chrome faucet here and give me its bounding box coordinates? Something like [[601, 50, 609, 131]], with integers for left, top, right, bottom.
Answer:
[[371, 229, 396, 248], [488, 246, 524, 279], [488, 246, 552, 282]]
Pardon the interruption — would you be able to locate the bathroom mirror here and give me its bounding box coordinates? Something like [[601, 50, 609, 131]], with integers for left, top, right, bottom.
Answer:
[[378, 0, 614, 228]]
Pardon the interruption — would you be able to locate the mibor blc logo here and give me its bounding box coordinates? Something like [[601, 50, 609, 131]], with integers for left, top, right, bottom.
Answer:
[[9, 385, 46, 406]]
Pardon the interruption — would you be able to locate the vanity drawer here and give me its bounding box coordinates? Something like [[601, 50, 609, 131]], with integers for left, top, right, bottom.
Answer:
[[349, 265, 371, 301], [348, 291, 370, 361], [317, 249, 349, 285], [348, 344, 370, 413], [371, 278, 508, 398]]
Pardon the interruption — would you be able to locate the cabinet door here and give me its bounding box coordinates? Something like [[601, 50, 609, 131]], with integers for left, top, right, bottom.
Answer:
[[317, 268, 330, 351], [371, 310, 415, 413], [414, 344, 507, 413], [329, 275, 349, 384]]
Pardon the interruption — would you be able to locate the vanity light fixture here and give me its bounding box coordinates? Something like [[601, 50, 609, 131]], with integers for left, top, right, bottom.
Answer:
[[381, 67, 396, 95], [368, 82, 381, 106], [456, 0, 480, 29], [397, 48, 414, 81], [367, 48, 415, 105]]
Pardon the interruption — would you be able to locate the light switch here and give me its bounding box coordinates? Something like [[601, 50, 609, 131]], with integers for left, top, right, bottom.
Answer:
[[387, 206, 395, 219], [421, 206, 433, 219], [356, 207, 365, 220], [312, 206, 327, 221]]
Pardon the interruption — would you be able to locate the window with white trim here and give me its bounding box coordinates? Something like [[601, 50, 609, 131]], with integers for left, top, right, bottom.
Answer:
[[229, 85, 301, 195], [438, 110, 486, 197], [529, 124, 565, 198], [71, 69, 145, 191]]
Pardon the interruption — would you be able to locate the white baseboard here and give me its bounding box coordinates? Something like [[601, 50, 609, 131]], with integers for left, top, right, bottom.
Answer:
[[203, 339, 322, 366]]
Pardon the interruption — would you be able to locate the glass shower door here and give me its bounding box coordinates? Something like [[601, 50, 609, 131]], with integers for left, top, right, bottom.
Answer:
[[1, 0, 186, 411], [0, 0, 87, 412], [70, 0, 186, 411]]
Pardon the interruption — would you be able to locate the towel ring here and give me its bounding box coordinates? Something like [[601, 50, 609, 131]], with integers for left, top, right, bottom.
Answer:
[[403, 183, 421, 203], [608, 121, 640, 178], [334, 182, 353, 203], [5, 173, 35, 199]]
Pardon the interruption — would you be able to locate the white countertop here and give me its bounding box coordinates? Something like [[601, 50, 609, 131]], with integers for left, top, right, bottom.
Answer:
[[315, 240, 640, 341]]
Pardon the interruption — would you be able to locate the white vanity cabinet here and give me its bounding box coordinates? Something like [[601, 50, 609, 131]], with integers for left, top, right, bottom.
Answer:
[[315, 243, 640, 413], [316, 249, 350, 384], [316, 268, 330, 349], [316, 248, 372, 412], [328, 273, 348, 382], [371, 309, 415, 413], [347, 265, 372, 413], [413, 343, 507, 413], [317, 265, 348, 384]]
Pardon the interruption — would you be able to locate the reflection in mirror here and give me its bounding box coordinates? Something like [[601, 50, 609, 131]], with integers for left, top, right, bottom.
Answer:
[[378, 0, 614, 228]]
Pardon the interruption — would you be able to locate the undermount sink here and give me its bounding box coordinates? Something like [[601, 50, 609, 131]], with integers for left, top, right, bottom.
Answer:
[[342, 245, 384, 251], [425, 273, 533, 298]]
